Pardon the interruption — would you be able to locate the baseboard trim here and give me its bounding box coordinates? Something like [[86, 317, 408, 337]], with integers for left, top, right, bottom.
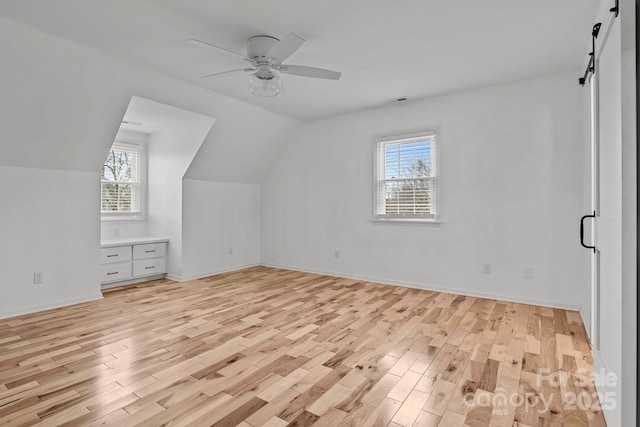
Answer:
[[260, 262, 581, 311], [101, 274, 167, 290], [0, 293, 104, 321], [168, 263, 260, 282]]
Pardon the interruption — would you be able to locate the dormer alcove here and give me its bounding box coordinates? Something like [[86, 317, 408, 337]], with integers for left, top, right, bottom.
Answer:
[[101, 96, 215, 283]]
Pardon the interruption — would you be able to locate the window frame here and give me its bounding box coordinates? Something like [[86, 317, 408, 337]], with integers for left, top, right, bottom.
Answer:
[[372, 129, 440, 224], [100, 139, 147, 221]]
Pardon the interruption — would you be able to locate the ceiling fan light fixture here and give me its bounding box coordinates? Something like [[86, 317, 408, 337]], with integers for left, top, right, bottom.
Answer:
[[248, 72, 281, 97]]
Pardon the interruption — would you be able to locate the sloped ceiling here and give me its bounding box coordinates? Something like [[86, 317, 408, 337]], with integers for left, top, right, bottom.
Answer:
[[0, 15, 299, 183], [0, 0, 600, 121]]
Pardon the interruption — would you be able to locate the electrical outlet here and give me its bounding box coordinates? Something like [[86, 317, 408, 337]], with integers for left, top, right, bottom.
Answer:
[[334, 250, 340, 259], [228, 247, 233, 255], [33, 272, 43, 285], [524, 268, 534, 279], [482, 264, 492, 275]]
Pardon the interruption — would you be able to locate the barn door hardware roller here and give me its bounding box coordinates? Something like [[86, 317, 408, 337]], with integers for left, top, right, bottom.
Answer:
[[610, 0, 618, 17], [579, 23, 601, 86]]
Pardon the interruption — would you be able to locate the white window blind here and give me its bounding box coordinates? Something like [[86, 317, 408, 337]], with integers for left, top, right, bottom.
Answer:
[[374, 131, 438, 221], [101, 143, 142, 216]]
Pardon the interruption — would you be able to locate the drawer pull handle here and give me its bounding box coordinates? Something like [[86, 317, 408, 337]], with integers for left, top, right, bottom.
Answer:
[[107, 271, 118, 275], [145, 266, 155, 269], [145, 250, 155, 253], [107, 254, 118, 258]]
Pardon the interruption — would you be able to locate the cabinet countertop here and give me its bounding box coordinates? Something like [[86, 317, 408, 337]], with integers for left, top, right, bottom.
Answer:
[[101, 237, 169, 248]]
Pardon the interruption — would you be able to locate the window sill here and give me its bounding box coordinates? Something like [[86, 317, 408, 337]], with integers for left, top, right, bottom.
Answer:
[[372, 218, 441, 226]]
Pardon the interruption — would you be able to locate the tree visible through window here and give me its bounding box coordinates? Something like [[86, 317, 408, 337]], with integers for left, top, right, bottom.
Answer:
[[374, 131, 438, 221], [101, 143, 141, 216]]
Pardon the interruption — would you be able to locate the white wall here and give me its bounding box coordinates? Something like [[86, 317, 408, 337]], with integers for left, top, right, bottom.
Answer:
[[147, 120, 214, 279], [0, 166, 102, 318], [101, 220, 148, 240], [182, 180, 261, 281], [262, 72, 585, 309]]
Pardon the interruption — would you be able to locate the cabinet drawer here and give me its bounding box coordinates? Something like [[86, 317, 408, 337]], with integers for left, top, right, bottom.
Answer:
[[133, 258, 166, 277], [100, 262, 132, 283], [133, 243, 166, 260], [100, 246, 132, 264]]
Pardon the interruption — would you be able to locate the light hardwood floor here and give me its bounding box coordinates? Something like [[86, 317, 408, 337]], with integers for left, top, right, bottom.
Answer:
[[0, 266, 606, 426]]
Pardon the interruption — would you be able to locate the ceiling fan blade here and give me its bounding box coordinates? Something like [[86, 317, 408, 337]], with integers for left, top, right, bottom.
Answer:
[[279, 64, 341, 80], [187, 39, 251, 62], [267, 33, 304, 64], [201, 68, 254, 79]]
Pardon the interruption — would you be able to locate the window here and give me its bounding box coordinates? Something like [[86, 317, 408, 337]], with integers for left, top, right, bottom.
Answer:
[[374, 130, 438, 222], [101, 142, 145, 219]]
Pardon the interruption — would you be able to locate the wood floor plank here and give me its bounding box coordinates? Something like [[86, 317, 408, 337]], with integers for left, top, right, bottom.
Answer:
[[246, 388, 300, 426], [0, 266, 606, 426], [362, 397, 402, 427], [413, 409, 441, 426], [387, 370, 423, 402], [422, 379, 457, 416], [390, 389, 429, 426], [438, 409, 467, 426]]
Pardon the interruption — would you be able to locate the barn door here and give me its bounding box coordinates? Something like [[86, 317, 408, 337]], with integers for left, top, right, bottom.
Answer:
[[583, 16, 622, 352]]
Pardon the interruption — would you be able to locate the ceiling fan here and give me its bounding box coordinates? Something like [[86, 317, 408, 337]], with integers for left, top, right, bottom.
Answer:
[[187, 33, 341, 97]]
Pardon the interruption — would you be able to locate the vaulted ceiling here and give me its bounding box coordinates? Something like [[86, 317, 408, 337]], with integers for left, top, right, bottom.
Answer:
[[0, 0, 599, 121]]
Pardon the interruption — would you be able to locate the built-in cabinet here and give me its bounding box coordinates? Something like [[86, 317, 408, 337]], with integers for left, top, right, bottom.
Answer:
[[100, 237, 168, 288]]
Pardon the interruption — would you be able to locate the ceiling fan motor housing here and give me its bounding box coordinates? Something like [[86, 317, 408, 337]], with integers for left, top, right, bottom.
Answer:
[[254, 64, 276, 80], [247, 35, 279, 63]]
